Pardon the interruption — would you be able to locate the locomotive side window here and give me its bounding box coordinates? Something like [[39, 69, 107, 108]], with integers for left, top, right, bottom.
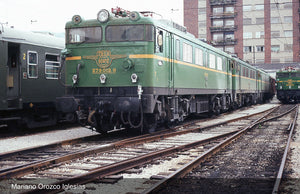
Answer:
[[156, 29, 163, 53], [195, 47, 203, 66], [45, 54, 60, 79], [209, 54, 216, 69], [217, 57, 222, 71], [27, 51, 38, 79], [183, 42, 192, 63], [68, 27, 102, 44]]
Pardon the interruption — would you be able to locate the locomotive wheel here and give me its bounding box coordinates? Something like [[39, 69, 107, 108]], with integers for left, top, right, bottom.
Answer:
[[93, 114, 112, 134], [212, 100, 220, 116], [143, 113, 158, 133]]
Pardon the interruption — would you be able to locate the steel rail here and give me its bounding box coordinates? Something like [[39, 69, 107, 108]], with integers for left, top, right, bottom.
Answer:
[[25, 130, 241, 194], [143, 104, 297, 194], [0, 106, 277, 179], [272, 105, 299, 194], [24, 105, 281, 194]]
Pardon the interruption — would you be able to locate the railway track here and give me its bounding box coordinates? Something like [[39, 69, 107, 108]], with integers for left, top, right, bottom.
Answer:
[[0, 104, 280, 193], [147, 104, 298, 194]]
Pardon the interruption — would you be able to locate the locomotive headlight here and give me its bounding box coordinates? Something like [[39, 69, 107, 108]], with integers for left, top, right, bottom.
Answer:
[[131, 73, 138, 83], [100, 74, 106, 84], [72, 74, 78, 84], [72, 15, 82, 24], [129, 11, 140, 21], [97, 9, 110, 23], [158, 60, 163, 66]]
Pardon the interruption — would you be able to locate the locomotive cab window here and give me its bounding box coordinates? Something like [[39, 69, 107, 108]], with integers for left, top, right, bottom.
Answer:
[[27, 51, 38, 78], [106, 25, 154, 42], [68, 27, 102, 44], [45, 54, 60, 79]]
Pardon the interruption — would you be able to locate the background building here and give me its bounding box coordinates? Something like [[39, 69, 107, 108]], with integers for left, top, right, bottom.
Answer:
[[184, 0, 300, 74]]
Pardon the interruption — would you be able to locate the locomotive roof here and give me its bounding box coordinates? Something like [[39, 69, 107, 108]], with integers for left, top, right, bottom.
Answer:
[[0, 26, 64, 49], [66, 13, 232, 59]]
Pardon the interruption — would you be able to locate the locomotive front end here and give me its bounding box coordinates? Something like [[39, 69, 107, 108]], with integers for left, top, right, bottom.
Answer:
[[57, 9, 156, 133]]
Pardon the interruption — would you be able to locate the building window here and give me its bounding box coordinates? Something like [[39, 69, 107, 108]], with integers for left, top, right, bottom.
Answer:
[[183, 42, 193, 63], [213, 20, 223, 27], [198, 8, 206, 15], [225, 19, 234, 26], [255, 4, 264, 11], [284, 16, 293, 23], [199, 21, 206, 28], [195, 48, 203, 66], [216, 47, 224, 51], [27, 51, 38, 79], [225, 32, 234, 40], [256, 46, 265, 52], [271, 17, 280, 24], [271, 31, 280, 38], [284, 44, 293, 51], [243, 18, 252, 25], [243, 5, 252, 11], [45, 54, 60, 79], [213, 7, 223, 14], [225, 6, 234, 13], [243, 32, 252, 39], [271, 3, 279, 10], [271, 45, 280, 52], [284, 2, 292, 9], [213, 33, 223, 41], [256, 31, 265, 38], [244, 46, 252, 53], [256, 18, 264, 25], [284, 30, 293, 37], [225, 46, 234, 54]]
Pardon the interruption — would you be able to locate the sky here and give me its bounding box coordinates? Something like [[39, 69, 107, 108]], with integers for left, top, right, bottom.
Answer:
[[0, 0, 183, 34]]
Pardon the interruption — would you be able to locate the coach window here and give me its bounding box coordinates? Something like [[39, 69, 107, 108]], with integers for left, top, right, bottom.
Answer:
[[28, 51, 38, 78], [45, 54, 60, 79]]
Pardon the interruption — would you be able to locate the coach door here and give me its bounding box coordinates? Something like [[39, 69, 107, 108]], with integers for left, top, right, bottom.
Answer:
[[6, 43, 20, 109]]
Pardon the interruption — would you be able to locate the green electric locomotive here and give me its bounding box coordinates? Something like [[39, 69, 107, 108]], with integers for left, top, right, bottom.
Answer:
[[57, 8, 274, 133], [276, 67, 300, 103]]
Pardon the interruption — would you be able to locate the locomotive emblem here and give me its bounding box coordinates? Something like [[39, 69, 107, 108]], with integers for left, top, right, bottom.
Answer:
[[83, 50, 126, 69], [286, 79, 294, 87]]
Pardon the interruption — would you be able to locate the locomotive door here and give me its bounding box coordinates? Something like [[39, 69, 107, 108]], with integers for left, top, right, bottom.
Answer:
[[166, 32, 174, 94], [7, 43, 20, 109]]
